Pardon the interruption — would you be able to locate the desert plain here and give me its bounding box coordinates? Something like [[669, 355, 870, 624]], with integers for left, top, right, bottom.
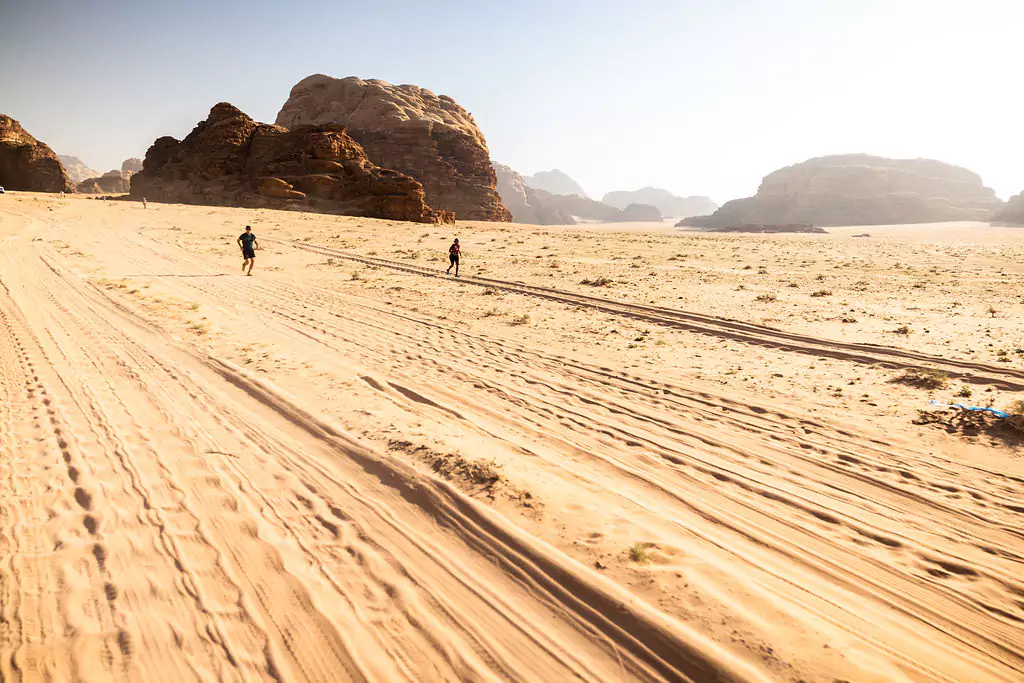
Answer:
[[1, 193, 1023, 682]]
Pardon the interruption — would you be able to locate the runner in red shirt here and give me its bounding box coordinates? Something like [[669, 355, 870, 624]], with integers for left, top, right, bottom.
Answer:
[[446, 238, 461, 277]]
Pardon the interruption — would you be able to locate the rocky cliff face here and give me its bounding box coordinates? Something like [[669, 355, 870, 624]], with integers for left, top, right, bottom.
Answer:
[[131, 102, 452, 223], [275, 74, 509, 221], [523, 169, 589, 198], [993, 192, 1024, 224], [684, 155, 1003, 228], [58, 155, 102, 184], [602, 187, 717, 218], [494, 164, 575, 225], [1, 115, 71, 192]]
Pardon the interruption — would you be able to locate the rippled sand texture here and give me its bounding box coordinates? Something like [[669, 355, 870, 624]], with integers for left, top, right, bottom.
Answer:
[[1, 194, 1022, 682]]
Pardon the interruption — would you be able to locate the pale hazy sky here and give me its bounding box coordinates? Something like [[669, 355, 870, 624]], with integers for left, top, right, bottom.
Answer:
[[2, 0, 1022, 202]]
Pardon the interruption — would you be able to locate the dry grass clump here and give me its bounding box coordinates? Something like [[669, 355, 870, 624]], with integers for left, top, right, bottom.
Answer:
[[891, 324, 911, 335], [810, 290, 833, 297], [755, 293, 778, 303], [510, 314, 530, 326], [628, 543, 651, 564], [891, 367, 949, 390], [580, 276, 613, 287]]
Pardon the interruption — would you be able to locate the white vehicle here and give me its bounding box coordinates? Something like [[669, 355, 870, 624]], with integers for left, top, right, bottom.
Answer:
[[0, 186, 5, 194]]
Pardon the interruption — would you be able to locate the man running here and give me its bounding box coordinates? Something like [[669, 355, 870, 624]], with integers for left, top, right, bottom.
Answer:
[[238, 225, 259, 276], [446, 238, 461, 277]]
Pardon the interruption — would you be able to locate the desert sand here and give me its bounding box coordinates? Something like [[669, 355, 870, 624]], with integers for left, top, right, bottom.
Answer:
[[1, 193, 1022, 682]]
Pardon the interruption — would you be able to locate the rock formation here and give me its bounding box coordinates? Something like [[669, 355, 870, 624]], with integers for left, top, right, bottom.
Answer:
[[275, 74, 509, 221], [523, 169, 589, 198], [603, 187, 717, 218], [0, 115, 71, 192], [121, 157, 143, 175], [616, 203, 663, 222], [130, 102, 452, 223], [77, 170, 130, 194], [494, 163, 574, 225], [993, 192, 1024, 225], [682, 155, 1003, 228], [58, 155, 102, 184]]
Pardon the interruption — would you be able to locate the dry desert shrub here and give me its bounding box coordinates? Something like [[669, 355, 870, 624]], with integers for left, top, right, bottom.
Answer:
[[755, 293, 777, 303], [891, 367, 949, 390], [510, 314, 530, 326], [810, 290, 833, 297], [580, 276, 613, 287]]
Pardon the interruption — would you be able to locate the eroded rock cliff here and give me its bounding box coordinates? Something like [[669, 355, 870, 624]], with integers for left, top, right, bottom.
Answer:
[[130, 102, 452, 223], [1, 115, 71, 192], [276, 75, 509, 221], [494, 164, 575, 225]]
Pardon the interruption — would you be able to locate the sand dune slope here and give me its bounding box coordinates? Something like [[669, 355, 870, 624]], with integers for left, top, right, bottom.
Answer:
[[1, 196, 1023, 682]]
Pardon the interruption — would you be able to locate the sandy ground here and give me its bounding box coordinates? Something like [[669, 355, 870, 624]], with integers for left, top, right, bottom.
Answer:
[[1, 193, 1022, 682]]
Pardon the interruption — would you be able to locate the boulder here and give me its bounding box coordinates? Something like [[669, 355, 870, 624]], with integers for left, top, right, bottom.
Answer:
[[130, 102, 453, 224], [683, 154, 1004, 228], [0, 115, 71, 192], [602, 187, 717, 218], [494, 163, 575, 225], [275, 74, 509, 221], [993, 192, 1024, 225], [58, 155, 102, 184], [523, 169, 589, 198]]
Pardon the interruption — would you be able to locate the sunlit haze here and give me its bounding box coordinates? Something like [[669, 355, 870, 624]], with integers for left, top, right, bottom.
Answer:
[[3, 0, 1022, 201]]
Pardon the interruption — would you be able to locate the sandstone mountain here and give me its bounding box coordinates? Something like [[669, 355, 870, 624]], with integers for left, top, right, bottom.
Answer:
[[682, 154, 1003, 228], [494, 163, 663, 224], [131, 102, 452, 223], [58, 155, 102, 184], [121, 157, 143, 175], [617, 203, 663, 222], [76, 170, 131, 194], [603, 187, 717, 218], [993, 192, 1024, 225], [494, 163, 575, 225], [275, 74, 509, 221], [1, 115, 71, 192], [523, 169, 589, 198]]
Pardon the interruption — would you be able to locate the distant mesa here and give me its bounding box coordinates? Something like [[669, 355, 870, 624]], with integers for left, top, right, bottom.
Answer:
[[494, 163, 575, 225], [523, 169, 590, 199], [993, 191, 1024, 225], [617, 203, 663, 222], [603, 187, 717, 218], [1, 114, 71, 192], [58, 155, 102, 184], [680, 154, 1004, 228], [130, 102, 453, 223], [275, 74, 509, 221], [121, 157, 143, 176], [77, 170, 130, 194], [495, 163, 664, 224]]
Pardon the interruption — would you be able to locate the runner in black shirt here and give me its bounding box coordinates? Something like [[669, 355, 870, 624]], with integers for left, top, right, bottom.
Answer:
[[238, 225, 259, 276]]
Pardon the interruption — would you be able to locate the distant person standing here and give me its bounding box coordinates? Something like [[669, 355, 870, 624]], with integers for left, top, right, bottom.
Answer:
[[142, 197, 148, 209], [238, 225, 259, 276], [446, 238, 461, 277]]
